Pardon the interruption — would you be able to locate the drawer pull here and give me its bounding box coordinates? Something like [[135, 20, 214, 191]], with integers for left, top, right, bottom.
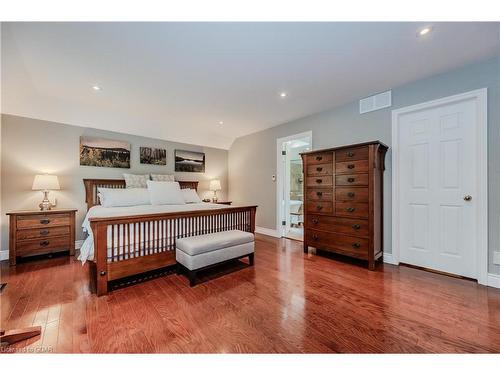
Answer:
[[312, 218, 319, 224], [315, 156, 323, 161], [352, 243, 361, 249], [347, 164, 355, 169], [312, 234, 319, 241], [316, 205, 323, 210], [347, 192, 355, 198], [347, 177, 355, 183], [347, 207, 355, 212], [347, 152, 355, 157], [316, 167, 323, 172], [40, 240, 50, 247], [40, 219, 51, 225], [352, 224, 361, 230], [316, 179, 323, 184], [316, 191, 323, 197], [40, 229, 50, 236]]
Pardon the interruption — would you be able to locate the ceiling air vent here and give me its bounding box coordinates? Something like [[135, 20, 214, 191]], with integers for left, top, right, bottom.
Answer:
[[359, 90, 392, 114]]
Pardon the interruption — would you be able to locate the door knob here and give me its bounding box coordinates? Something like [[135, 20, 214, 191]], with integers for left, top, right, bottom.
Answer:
[[464, 195, 472, 201]]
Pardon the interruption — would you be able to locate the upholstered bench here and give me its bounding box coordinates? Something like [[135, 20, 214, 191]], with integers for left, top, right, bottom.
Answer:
[[175, 230, 255, 286]]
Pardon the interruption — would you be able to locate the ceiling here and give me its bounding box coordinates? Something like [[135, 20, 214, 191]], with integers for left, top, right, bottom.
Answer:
[[2, 22, 499, 149]]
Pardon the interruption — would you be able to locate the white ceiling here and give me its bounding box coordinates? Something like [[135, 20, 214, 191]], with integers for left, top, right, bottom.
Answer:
[[2, 22, 499, 149]]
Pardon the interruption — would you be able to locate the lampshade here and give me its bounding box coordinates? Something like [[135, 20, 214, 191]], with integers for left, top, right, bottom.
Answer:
[[209, 179, 221, 191], [32, 175, 60, 191]]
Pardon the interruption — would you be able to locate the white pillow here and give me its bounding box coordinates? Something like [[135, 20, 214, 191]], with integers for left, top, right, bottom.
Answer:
[[182, 188, 202, 203], [150, 174, 175, 182], [97, 188, 150, 207], [123, 173, 150, 188], [147, 180, 185, 205]]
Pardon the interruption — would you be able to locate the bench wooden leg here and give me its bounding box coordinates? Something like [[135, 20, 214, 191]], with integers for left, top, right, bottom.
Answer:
[[188, 270, 197, 287], [175, 263, 182, 275], [249, 253, 254, 266]]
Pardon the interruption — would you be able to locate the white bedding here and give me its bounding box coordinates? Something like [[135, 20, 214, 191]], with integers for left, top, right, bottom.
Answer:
[[79, 203, 229, 263]]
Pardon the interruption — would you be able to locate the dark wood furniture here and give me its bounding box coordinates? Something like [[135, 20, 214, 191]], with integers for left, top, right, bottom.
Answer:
[[7, 209, 77, 266], [83, 179, 256, 296], [214, 201, 232, 205], [301, 141, 388, 270]]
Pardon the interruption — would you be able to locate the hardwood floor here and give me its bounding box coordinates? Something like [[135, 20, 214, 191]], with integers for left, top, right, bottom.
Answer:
[[1, 234, 500, 353]]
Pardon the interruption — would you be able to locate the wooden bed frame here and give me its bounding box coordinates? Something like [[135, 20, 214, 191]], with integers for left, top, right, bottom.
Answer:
[[83, 179, 257, 296]]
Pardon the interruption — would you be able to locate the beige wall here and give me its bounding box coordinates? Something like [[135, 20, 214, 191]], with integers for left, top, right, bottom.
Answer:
[[229, 56, 500, 274], [0, 114, 228, 251]]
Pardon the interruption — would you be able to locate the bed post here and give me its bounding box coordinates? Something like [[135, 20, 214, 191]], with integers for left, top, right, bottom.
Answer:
[[91, 221, 109, 296], [250, 207, 256, 233]]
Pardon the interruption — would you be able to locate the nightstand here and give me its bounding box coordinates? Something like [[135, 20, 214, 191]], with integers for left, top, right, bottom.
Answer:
[[214, 201, 232, 205], [7, 209, 77, 266]]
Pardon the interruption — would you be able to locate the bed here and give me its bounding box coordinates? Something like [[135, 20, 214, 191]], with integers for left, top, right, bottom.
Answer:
[[82, 179, 257, 296]]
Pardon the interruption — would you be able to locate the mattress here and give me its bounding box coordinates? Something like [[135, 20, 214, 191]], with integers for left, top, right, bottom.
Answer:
[[78, 202, 230, 263]]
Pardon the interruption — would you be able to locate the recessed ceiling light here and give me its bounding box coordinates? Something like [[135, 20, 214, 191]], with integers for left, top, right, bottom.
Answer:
[[280, 92, 287, 98], [417, 27, 432, 37], [92, 85, 101, 91], [218, 121, 224, 125]]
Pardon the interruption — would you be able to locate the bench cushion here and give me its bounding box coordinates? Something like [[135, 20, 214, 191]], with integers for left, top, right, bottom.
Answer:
[[176, 230, 254, 256], [176, 242, 254, 270]]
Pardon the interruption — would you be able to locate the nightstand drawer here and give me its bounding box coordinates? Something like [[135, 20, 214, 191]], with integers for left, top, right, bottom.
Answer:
[[17, 226, 70, 241], [17, 236, 71, 256], [17, 214, 70, 229]]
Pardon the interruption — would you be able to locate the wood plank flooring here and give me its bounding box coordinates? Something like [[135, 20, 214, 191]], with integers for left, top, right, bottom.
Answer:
[[1, 234, 500, 353]]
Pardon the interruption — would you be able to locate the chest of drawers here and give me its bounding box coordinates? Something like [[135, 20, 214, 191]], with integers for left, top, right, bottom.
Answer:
[[301, 141, 388, 270], [7, 209, 77, 265]]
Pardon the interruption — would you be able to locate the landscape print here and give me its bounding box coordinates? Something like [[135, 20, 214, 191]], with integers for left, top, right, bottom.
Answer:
[[140, 147, 167, 165], [175, 150, 205, 172], [80, 136, 131, 168]]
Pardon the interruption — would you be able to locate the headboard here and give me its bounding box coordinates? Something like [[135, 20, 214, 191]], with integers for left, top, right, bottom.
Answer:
[[83, 178, 199, 210]]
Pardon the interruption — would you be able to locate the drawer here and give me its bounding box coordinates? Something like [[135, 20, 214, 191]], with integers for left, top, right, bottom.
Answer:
[[307, 163, 333, 176], [335, 146, 369, 162], [336, 160, 369, 174], [306, 188, 333, 202], [17, 214, 70, 229], [306, 230, 369, 259], [306, 176, 333, 187], [306, 201, 333, 214], [335, 187, 369, 203], [17, 236, 71, 256], [306, 215, 369, 237], [336, 174, 368, 186], [335, 202, 369, 219], [305, 152, 333, 165], [17, 226, 70, 241]]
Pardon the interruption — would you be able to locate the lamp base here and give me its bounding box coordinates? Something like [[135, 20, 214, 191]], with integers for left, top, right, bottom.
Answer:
[[39, 191, 54, 211], [212, 191, 218, 203]]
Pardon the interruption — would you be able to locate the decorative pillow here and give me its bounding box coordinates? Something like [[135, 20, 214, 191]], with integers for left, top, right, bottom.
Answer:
[[146, 180, 185, 205], [97, 188, 150, 207], [182, 188, 202, 203], [150, 174, 175, 182], [123, 173, 150, 188]]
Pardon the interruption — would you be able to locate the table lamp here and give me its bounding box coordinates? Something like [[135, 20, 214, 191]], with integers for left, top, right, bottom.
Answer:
[[32, 174, 60, 210], [209, 179, 221, 202]]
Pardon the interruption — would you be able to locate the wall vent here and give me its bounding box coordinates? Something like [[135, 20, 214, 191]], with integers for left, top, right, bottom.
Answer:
[[359, 90, 392, 114]]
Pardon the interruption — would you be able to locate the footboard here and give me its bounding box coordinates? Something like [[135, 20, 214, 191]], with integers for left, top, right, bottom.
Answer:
[[89, 206, 257, 296]]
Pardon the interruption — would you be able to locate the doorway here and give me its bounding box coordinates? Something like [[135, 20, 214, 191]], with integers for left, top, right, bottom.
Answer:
[[392, 89, 488, 283], [277, 131, 312, 241]]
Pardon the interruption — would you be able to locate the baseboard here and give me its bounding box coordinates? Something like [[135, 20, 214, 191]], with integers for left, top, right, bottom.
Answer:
[[487, 273, 500, 289], [383, 252, 398, 265], [255, 226, 281, 238]]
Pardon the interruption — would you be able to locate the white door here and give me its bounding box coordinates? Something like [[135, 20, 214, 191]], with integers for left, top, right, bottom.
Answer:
[[398, 98, 477, 278]]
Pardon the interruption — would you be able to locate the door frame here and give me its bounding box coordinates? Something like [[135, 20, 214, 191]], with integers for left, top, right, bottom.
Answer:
[[276, 131, 312, 237], [391, 88, 488, 285]]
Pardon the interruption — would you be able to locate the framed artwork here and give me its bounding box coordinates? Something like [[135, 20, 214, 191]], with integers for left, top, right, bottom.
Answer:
[[79, 136, 131, 168], [140, 147, 167, 165], [175, 150, 205, 173]]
